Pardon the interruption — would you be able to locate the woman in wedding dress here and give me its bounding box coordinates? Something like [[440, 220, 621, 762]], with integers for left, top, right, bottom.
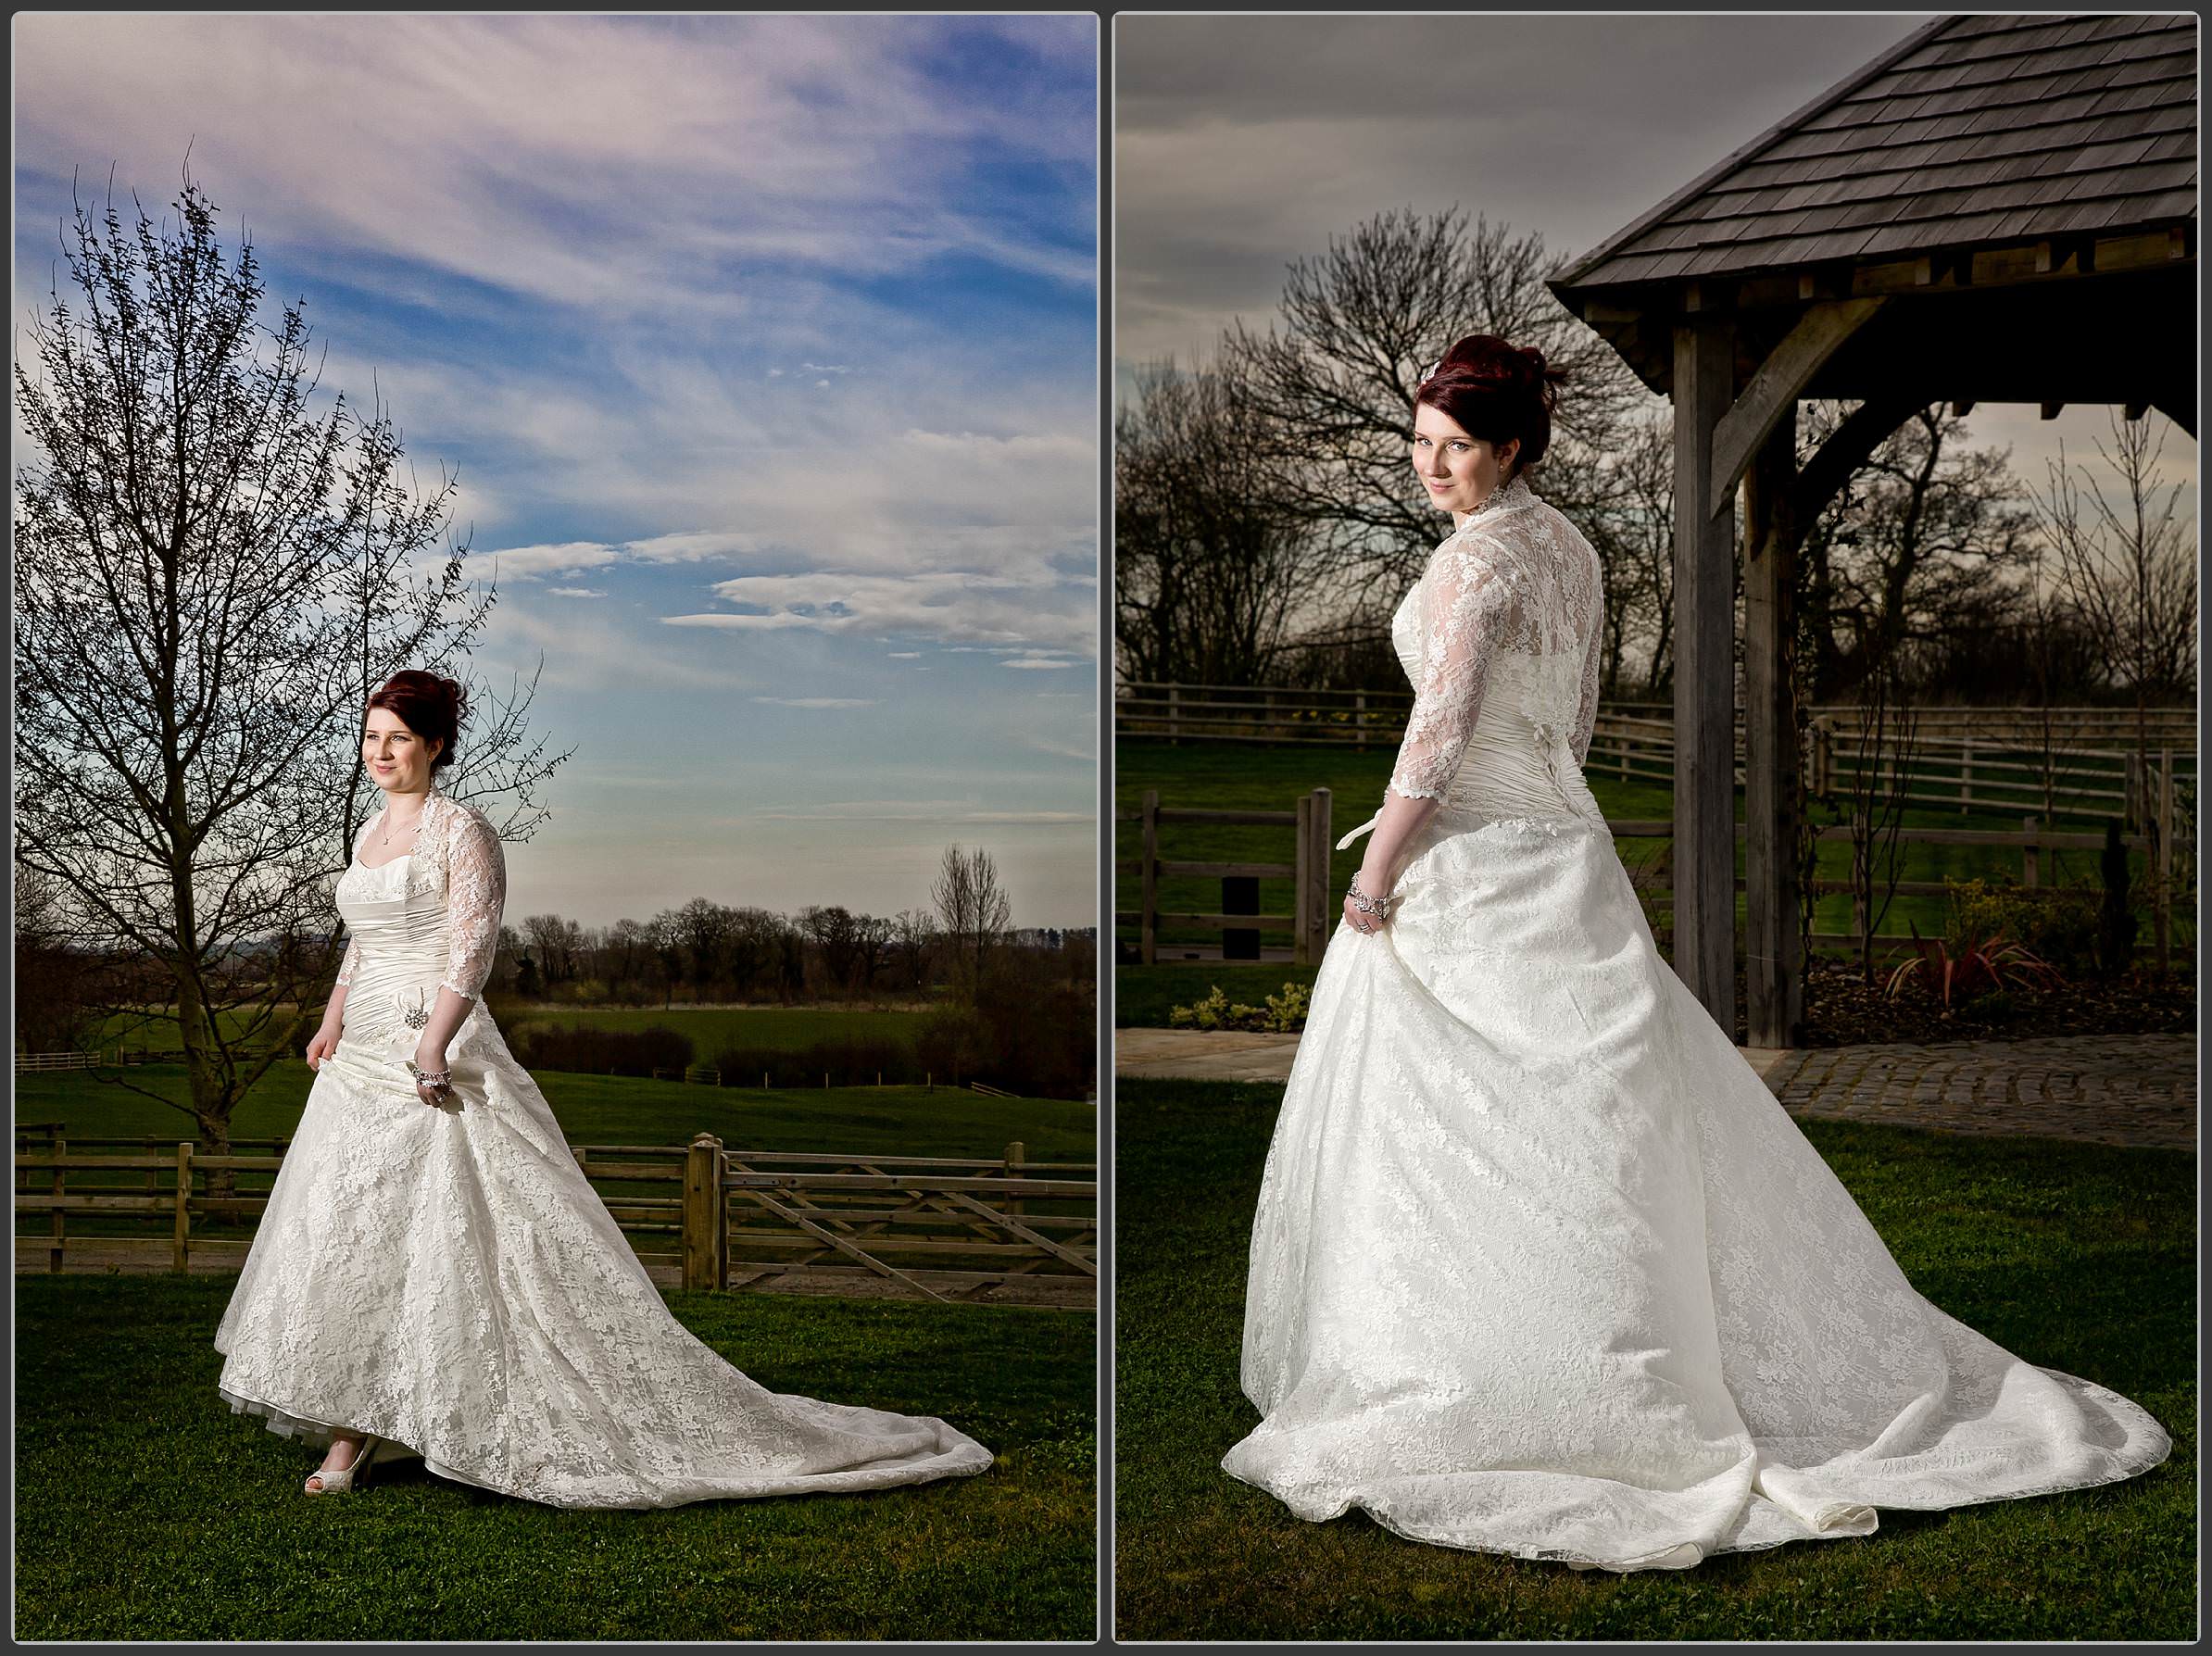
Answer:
[[1222, 334, 2170, 1572], [214, 671, 991, 1503]]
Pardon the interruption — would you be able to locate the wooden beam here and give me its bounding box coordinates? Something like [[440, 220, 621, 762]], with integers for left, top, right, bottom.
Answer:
[[1672, 315, 1739, 1030], [1741, 410, 1804, 1050], [1791, 394, 1925, 546], [1710, 297, 1886, 505]]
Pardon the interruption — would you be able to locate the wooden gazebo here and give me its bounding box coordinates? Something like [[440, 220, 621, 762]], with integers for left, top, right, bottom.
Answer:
[[1548, 12, 2196, 1047]]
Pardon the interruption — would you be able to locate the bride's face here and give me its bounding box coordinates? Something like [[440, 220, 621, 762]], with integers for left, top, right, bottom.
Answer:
[[361, 707, 441, 796], [1412, 403, 1516, 518]]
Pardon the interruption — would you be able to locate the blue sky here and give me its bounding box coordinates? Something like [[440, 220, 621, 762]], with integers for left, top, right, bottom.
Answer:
[[14, 12, 1099, 929]]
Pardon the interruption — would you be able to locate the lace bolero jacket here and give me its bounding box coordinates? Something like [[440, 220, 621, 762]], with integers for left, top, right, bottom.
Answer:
[[333, 788, 508, 1002], [1387, 474, 1606, 803]]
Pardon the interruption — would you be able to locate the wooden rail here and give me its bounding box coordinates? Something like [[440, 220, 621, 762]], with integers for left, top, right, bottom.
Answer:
[[1114, 787, 1333, 965], [1118, 684, 2195, 828], [1116, 804, 2187, 964], [13, 1132, 1096, 1309]]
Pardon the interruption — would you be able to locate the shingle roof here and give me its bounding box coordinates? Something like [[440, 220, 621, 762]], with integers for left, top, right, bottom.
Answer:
[[1552, 13, 2197, 293]]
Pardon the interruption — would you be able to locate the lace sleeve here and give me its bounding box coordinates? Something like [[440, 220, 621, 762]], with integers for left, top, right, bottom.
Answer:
[[334, 935, 362, 989], [439, 806, 507, 1001], [1573, 595, 1604, 768], [1389, 533, 1522, 802]]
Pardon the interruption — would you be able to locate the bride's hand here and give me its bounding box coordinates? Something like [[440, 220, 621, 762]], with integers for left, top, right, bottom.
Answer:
[[306, 1023, 340, 1070], [411, 1035, 454, 1106], [1344, 869, 1395, 935]]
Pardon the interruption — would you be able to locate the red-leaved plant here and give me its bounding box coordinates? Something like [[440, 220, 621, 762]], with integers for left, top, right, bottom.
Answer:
[[1883, 919, 2067, 1008]]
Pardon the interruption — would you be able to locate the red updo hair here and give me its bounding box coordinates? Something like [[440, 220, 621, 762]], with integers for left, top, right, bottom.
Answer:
[[365, 670, 468, 771], [1414, 333, 1568, 478]]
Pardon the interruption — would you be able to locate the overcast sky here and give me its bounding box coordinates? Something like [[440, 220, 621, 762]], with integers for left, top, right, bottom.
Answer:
[[15, 13, 1099, 931], [1114, 11, 2196, 493]]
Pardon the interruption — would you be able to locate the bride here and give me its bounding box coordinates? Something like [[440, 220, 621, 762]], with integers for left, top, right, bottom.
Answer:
[[1221, 334, 2170, 1571], [214, 671, 991, 1503]]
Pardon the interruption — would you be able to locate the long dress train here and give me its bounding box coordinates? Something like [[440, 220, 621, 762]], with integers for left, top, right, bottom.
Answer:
[[1222, 473, 2169, 1571], [214, 788, 990, 1507]]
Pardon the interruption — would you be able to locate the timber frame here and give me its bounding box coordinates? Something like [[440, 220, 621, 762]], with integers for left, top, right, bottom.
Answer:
[[1549, 13, 2198, 1045]]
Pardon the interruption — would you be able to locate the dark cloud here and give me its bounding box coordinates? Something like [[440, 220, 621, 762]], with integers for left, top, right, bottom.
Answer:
[[1114, 13, 1931, 368]]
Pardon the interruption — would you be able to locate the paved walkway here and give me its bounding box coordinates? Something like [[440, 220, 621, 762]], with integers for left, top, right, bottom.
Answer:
[[1113, 1029, 2195, 1152]]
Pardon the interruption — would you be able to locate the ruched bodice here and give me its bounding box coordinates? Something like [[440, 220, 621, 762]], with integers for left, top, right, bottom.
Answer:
[[1423, 652, 1603, 826], [333, 856, 456, 1044]]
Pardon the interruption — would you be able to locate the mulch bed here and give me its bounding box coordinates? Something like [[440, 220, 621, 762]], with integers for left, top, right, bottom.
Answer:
[[1733, 954, 2199, 1048]]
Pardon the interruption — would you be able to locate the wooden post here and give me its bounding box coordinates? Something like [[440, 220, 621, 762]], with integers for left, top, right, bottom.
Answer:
[[683, 1133, 726, 1291], [2155, 748, 2174, 972], [1354, 691, 1368, 751], [1672, 310, 1739, 1028], [1168, 685, 1182, 746], [1742, 405, 1801, 1049], [1139, 788, 1161, 966], [1958, 735, 1973, 816], [2022, 814, 2040, 888], [1293, 793, 1313, 965], [2124, 749, 2144, 831], [1308, 786, 1333, 965], [48, 1135, 65, 1274], [1006, 1139, 1027, 1219], [173, 1142, 193, 1273]]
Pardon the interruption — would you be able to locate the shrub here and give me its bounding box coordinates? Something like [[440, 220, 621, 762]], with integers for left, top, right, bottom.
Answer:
[[509, 1022, 694, 1077], [1168, 982, 1310, 1033], [1945, 877, 2099, 979]]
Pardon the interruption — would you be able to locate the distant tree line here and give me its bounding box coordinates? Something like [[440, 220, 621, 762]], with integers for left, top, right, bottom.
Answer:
[[1115, 207, 2197, 716]]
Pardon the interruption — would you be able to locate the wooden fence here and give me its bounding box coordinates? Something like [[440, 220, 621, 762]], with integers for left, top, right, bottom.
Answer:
[[1119, 683, 2196, 829], [1115, 791, 2186, 965], [12, 1130, 1095, 1309], [1112, 787, 1334, 965]]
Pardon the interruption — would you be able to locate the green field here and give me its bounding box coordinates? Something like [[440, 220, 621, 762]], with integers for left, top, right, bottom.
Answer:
[[16, 1275, 1095, 1640], [15, 1061, 1094, 1161], [69, 1003, 936, 1060], [1114, 737, 2176, 964], [1114, 1077, 2193, 1640]]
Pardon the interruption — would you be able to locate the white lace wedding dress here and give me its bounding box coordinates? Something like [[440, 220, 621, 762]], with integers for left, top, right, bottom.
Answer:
[[1222, 472, 2170, 1571], [213, 788, 991, 1507]]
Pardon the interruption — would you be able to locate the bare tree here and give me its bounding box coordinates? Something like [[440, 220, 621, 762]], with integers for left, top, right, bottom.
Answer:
[[890, 908, 937, 994], [1217, 206, 1645, 594], [2033, 410, 2197, 760], [1113, 357, 1316, 685], [931, 844, 1012, 1000], [1841, 654, 1922, 984], [12, 170, 566, 1162], [1797, 402, 2037, 703]]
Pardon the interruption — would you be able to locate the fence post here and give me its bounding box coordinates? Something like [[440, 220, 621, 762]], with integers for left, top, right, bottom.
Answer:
[[1139, 788, 1161, 966], [1308, 786, 1333, 966], [173, 1142, 193, 1273], [1005, 1139, 1026, 1219], [2124, 750, 2144, 832], [1167, 685, 1182, 746], [2021, 814, 2040, 889], [1354, 691, 1367, 751], [1815, 718, 1833, 797], [2155, 748, 2175, 972], [48, 1134, 65, 1274], [1293, 794, 1313, 965], [683, 1133, 727, 1291], [1959, 735, 1973, 816]]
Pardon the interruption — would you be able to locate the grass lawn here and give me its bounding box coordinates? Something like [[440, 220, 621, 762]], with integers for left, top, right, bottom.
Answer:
[[16, 1062, 1094, 1162], [1113, 1078, 2194, 1640], [1113, 737, 2175, 964], [494, 1004, 936, 1058], [71, 1003, 936, 1060], [16, 1275, 1095, 1639]]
